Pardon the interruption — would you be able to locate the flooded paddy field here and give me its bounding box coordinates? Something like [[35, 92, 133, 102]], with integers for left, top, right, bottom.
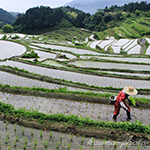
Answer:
[[1, 61, 150, 89], [0, 38, 150, 150], [0, 120, 148, 150], [31, 43, 102, 55], [0, 92, 150, 126], [0, 92, 150, 149], [0, 70, 102, 93], [2, 61, 150, 88], [80, 56, 150, 64], [0, 40, 26, 59], [101, 71, 150, 77], [69, 60, 150, 71]]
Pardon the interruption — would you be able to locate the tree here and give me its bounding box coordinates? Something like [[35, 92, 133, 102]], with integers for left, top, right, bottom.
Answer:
[[2, 24, 13, 33], [98, 19, 107, 31], [135, 10, 140, 16]]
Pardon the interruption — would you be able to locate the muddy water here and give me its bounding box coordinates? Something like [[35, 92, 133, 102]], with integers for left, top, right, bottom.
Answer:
[[1, 61, 150, 89], [0, 92, 150, 126], [0, 120, 148, 150]]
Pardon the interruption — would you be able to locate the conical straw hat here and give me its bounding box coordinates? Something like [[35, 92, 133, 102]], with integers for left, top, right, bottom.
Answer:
[[124, 86, 138, 95]]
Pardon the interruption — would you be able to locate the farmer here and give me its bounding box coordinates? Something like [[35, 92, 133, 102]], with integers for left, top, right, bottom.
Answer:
[[113, 86, 138, 120]]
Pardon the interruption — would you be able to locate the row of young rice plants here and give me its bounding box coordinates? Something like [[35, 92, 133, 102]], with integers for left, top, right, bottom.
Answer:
[[131, 22, 150, 36], [30, 43, 101, 55], [79, 56, 150, 64], [0, 69, 100, 94], [1, 121, 147, 150], [0, 120, 100, 150], [0, 38, 150, 149], [0, 91, 150, 125], [1, 60, 150, 89]]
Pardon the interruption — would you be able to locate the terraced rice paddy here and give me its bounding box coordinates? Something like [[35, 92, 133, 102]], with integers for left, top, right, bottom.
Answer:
[[0, 36, 150, 149], [33, 50, 56, 59], [1, 61, 150, 89], [0, 92, 150, 125], [31, 43, 102, 55], [0, 40, 26, 59], [69, 60, 150, 72], [80, 56, 150, 64], [146, 46, 150, 55], [0, 120, 148, 150], [0, 70, 97, 93], [0, 119, 96, 150], [88, 38, 150, 55]]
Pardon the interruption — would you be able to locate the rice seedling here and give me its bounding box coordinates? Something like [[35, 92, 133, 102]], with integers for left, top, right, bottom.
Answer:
[[5, 124, 7, 130], [23, 142, 26, 149], [5, 138, 8, 144], [114, 141, 117, 148], [31, 128, 33, 136], [70, 135, 73, 142], [40, 131, 43, 138], [68, 143, 71, 150], [8, 145, 11, 150], [81, 136, 84, 144], [44, 140, 48, 148], [13, 140, 16, 147], [7, 132, 9, 139], [80, 145, 82, 150], [34, 138, 37, 146], [14, 124, 16, 131], [22, 127, 24, 135], [16, 135, 18, 142], [126, 143, 128, 149], [60, 133, 62, 140], [25, 137, 27, 144], [103, 139, 106, 146], [50, 132, 52, 138], [56, 141, 59, 149]]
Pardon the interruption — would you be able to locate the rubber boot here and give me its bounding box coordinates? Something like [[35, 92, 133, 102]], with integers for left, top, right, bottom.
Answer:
[[127, 112, 131, 120], [113, 115, 117, 121]]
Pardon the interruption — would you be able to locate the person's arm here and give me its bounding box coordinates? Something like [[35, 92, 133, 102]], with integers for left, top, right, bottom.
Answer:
[[120, 102, 129, 111]]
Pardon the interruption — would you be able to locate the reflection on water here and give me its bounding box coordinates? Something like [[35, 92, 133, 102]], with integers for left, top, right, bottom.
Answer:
[[0, 40, 26, 59]]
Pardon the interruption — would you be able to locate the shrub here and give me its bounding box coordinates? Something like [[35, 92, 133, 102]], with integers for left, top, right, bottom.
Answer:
[[2, 24, 13, 33], [22, 50, 39, 58]]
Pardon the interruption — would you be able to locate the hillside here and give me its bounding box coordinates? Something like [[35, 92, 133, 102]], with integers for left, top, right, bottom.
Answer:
[[65, 0, 149, 14], [12, 2, 150, 36], [0, 8, 15, 27], [94, 17, 150, 40], [10, 12, 20, 18], [13, 6, 89, 34]]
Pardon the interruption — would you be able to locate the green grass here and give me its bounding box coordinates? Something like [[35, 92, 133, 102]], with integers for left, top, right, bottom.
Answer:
[[95, 16, 150, 39], [43, 27, 92, 43]]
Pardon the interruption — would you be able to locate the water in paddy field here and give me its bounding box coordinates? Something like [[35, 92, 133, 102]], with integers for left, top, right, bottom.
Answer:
[[0, 120, 149, 150], [0, 40, 26, 59], [0, 92, 150, 126]]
